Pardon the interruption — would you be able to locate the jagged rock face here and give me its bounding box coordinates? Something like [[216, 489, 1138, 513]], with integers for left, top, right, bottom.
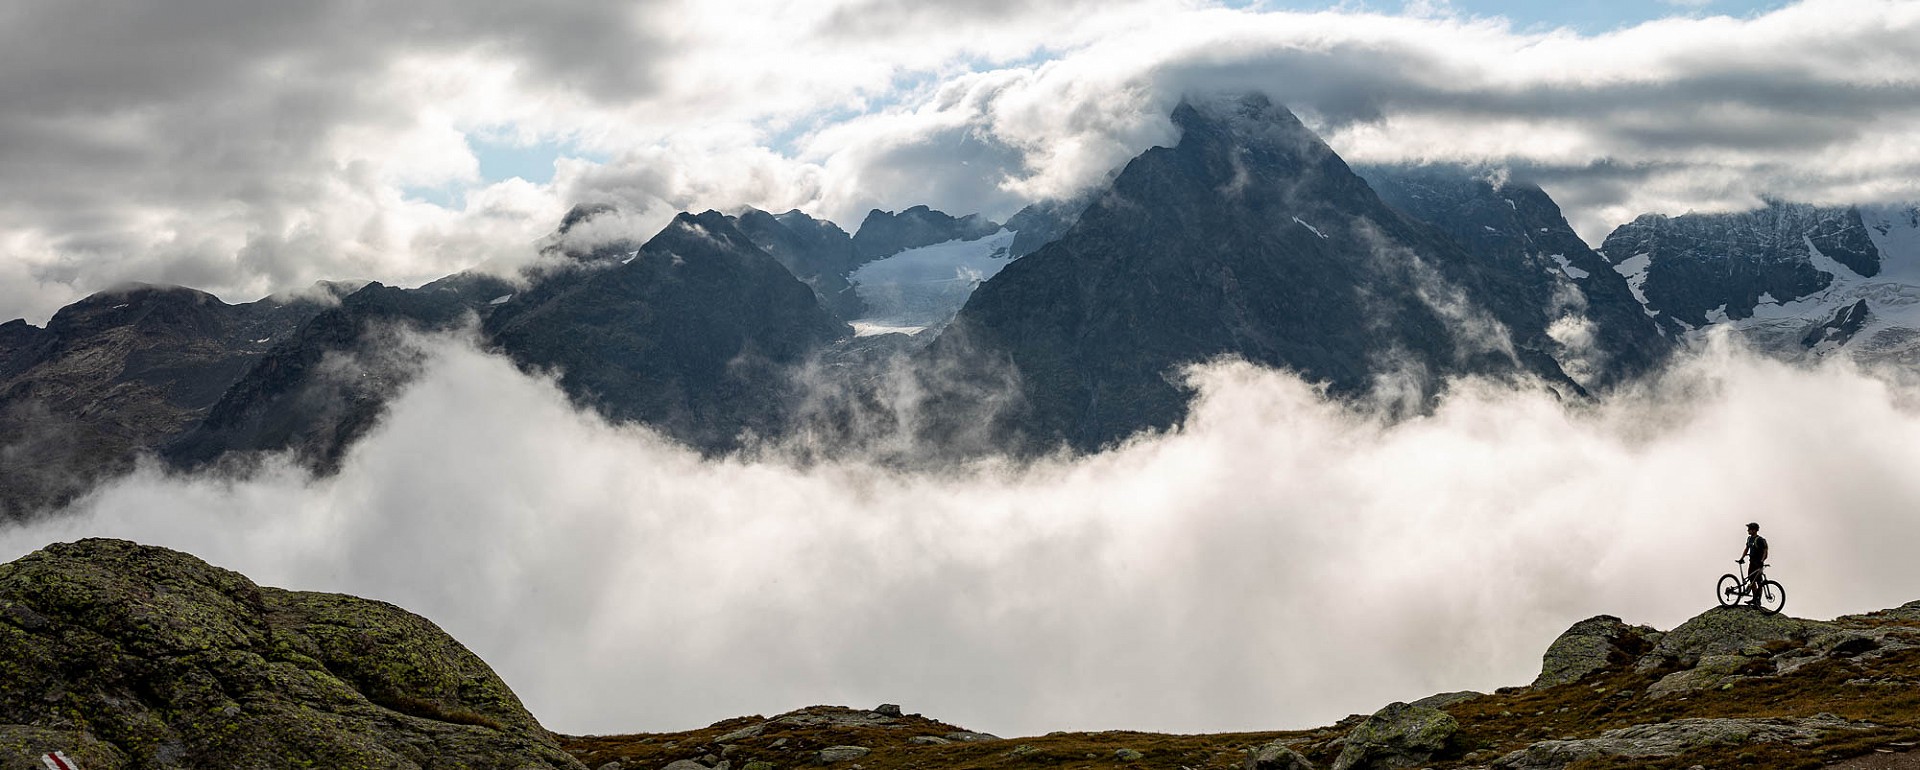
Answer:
[[851, 205, 1001, 263], [0, 539, 584, 769], [736, 207, 866, 321], [937, 94, 1580, 451], [164, 275, 513, 474], [1599, 201, 1881, 327], [1531, 615, 1663, 688], [0, 284, 339, 519], [1361, 165, 1671, 388], [1004, 187, 1102, 259], [1604, 202, 1920, 364], [486, 211, 851, 452]]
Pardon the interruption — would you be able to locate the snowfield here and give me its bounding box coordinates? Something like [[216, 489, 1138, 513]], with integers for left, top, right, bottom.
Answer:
[[848, 229, 1018, 336]]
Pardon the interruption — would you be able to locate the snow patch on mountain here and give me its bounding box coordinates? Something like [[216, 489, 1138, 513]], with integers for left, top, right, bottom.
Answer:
[[1679, 204, 1920, 363], [848, 229, 1018, 336], [1611, 253, 1656, 318], [1550, 254, 1588, 280]]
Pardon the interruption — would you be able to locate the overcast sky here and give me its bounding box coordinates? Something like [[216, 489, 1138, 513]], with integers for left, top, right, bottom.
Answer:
[[3, 0, 1918, 323]]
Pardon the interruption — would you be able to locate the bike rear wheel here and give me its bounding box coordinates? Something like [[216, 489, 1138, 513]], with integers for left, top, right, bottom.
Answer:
[[1716, 574, 1742, 607], [1759, 580, 1786, 615]]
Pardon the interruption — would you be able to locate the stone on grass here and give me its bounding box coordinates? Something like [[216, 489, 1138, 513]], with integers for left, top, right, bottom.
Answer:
[[1331, 701, 1459, 770]]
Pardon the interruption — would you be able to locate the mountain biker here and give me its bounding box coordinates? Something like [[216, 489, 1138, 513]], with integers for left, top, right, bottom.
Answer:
[[1738, 522, 1769, 607]]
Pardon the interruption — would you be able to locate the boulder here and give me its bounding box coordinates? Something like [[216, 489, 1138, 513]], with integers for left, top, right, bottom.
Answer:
[[1407, 691, 1481, 710], [1493, 714, 1877, 769], [873, 704, 903, 718], [1643, 607, 1834, 669], [1246, 739, 1316, 770], [1644, 654, 1764, 698], [1330, 701, 1459, 770], [1532, 615, 1661, 688], [1114, 748, 1145, 761], [0, 539, 584, 769], [816, 746, 870, 764]]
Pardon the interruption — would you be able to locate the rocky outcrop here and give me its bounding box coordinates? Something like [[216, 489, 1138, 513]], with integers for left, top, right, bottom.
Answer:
[[1531, 615, 1662, 688], [1642, 605, 1837, 668], [1493, 714, 1880, 769], [0, 539, 583, 769], [851, 206, 1001, 263], [1247, 739, 1316, 770], [1330, 701, 1460, 770]]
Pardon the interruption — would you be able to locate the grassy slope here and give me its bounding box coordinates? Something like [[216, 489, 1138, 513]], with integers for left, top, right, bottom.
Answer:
[[560, 607, 1920, 770]]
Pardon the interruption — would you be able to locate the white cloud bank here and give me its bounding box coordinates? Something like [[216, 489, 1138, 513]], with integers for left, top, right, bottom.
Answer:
[[5, 331, 1919, 737], [4, 0, 1920, 322]]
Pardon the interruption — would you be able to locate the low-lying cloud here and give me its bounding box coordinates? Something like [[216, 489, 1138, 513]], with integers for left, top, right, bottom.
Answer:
[[6, 332, 1920, 737]]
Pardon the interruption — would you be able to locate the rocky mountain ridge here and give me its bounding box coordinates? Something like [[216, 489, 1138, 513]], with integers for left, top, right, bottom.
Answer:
[[9, 91, 1920, 519], [4, 539, 1918, 769], [1598, 201, 1920, 365], [933, 94, 1611, 451]]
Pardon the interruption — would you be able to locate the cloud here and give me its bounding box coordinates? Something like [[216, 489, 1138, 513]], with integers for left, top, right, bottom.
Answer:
[[4, 0, 1920, 323], [6, 330, 1920, 738]]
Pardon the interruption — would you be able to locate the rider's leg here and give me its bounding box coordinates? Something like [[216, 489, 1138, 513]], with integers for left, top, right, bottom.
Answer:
[[1747, 564, 1765, 606]]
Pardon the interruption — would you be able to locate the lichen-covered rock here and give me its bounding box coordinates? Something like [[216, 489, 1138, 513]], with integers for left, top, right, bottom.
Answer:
[[1330, 701, 1459, 770], [1642, 606, 1835, 669], [1407, 691, 1480, 710], [1246, 739, 1315, 770], [0, 538, 585, 769], [0, 725, 130, 769], [1493, 714, 1878, 769], [815, 745, 870, 764], [1644, 654, 1765, 698], [1532, 615, 1661, 688], [1839, 599, 1920, 624]]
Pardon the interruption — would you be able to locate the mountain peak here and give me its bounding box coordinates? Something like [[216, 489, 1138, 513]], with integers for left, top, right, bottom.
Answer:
[[1170, 91, 1325, 158]]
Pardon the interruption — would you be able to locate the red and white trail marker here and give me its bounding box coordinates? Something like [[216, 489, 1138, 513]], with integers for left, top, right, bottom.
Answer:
[[41, 751, 81, 770]]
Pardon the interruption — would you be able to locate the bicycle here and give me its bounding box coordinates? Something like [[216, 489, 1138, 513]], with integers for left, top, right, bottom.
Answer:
[[1717, 561, 1785, 615]]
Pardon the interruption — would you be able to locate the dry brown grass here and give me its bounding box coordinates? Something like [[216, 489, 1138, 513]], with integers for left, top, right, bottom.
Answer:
[[560, 616, 1920, 770]]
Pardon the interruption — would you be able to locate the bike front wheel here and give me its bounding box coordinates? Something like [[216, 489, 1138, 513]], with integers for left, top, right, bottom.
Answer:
[[1759, 580, 1786, 615], [1716, 574, 1742, 608]]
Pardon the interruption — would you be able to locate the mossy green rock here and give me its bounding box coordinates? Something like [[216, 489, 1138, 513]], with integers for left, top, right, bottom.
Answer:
[[1531, 615, 1661, 688], [1647, 606, 1834, 667], [1330, 701, 1458, 770], [0, 538, 585, 769]]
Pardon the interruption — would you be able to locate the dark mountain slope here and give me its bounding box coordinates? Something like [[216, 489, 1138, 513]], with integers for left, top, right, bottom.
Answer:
[[485, 210, 851, 452], [736, 207, 866, 321], [0, 284, 342, 518], [163, 276, 511, 474], [1360, 164, 1673, 386], [934, 94, 1582, 451]]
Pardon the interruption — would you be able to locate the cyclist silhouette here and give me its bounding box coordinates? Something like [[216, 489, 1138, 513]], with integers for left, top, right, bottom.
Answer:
[[1737, 522, 1769, 607]]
